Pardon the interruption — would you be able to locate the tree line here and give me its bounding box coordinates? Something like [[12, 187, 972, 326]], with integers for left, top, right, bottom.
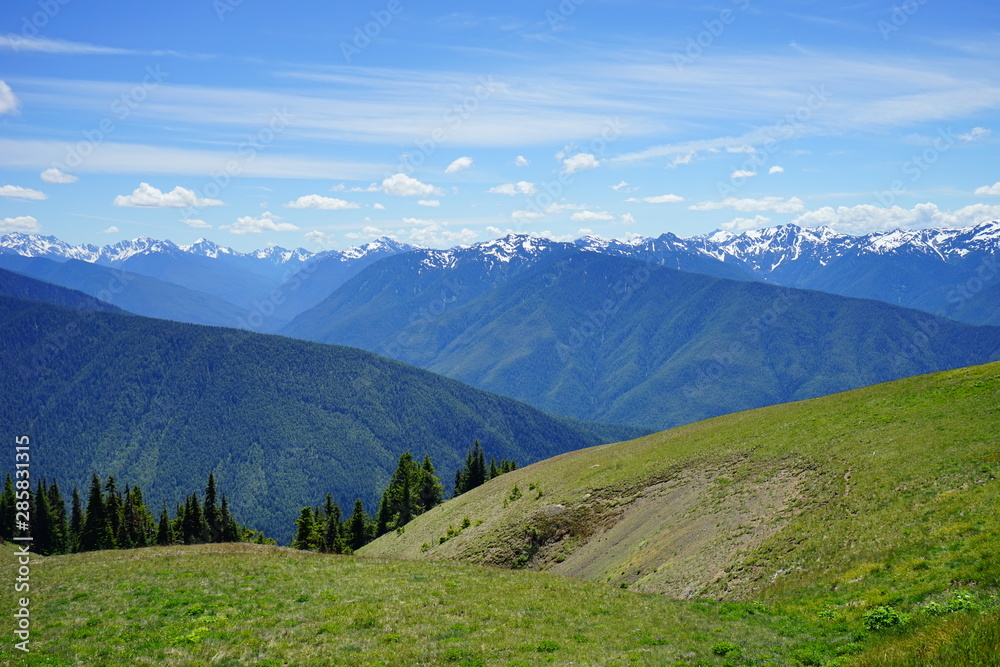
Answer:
[[292, 441, 516, 552], [0, 472, 267, 556]]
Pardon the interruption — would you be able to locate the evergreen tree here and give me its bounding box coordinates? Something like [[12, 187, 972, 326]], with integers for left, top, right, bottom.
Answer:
[[0, 474, 15, 542], [417, 454, 444, 512], [104, 476, 124, 548], [81, 473, 115, 551], [348, 498, 370, 551], [47, 481, 68, 554], [322, 494, 343, 554], [31, 480, 55, 555], [220, 495, 239, 543], [292, 507, 316, 550], [123, 485, 154, 548], [156, 504, 172, 546], [204, 473, 221, 543], [69, 487, 85, 553], [454, 440, 487, 496], [182, 493, 205, 544]]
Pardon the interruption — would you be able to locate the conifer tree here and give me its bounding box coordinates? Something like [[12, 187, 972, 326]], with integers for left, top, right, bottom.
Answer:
[[220, 495, 239, 542], [47, 481, 68, 554], [156, 504, 172, 546], [81, 473, 115, 551], [323, 494, 343, 554], [204, 473, 221, 543], [418, 454, 444, 512], [69, 487, 85, 553], [31, 480, 55, 555], [348, 498, 370, 551], [0, 474, 16, 542], [292, 507, 316, 550], [104, 476, 124, 547]]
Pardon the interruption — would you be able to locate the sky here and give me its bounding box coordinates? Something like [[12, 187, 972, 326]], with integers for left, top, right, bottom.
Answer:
[[1, 0, 999, 253]]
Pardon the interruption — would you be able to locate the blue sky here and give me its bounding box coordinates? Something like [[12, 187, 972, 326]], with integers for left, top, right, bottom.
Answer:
[[1, 0, 999, 252]]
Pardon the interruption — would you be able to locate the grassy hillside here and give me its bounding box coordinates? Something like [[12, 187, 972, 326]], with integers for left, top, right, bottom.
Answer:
[[363, 362, 1000, 658], [0, 295, 639, 543]]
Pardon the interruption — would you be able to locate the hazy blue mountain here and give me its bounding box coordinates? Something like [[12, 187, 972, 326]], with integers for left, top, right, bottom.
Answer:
[[285, 249, 1000, 430]]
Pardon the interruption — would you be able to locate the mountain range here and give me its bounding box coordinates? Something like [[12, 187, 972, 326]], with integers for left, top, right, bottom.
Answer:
[[2, 220, 997, 326]]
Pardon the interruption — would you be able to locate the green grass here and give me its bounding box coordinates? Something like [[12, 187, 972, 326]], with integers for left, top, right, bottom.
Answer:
[[0, 542, 895, 666]]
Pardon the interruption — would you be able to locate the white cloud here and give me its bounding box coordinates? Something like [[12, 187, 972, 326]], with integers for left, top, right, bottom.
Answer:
[[304, 230, 336, 247], [515, 155, 530, 167], [102, 226, 120, 234], [562, 153, 599, 174], [381, 173, 443, 197], [346, 225, 391, 241], [180, 218, 212, 229], [0, 185, 47, 200], [974, 182, 1000, 196], [768, 165, 785, 175], [611, 181, 637, 193], [114, 183, 223, 208], [544, 202, 586, 213], [620, 213, 636, 225], [0, 216, 40, 232], [571, 210, 614, 222], [285, 194, 360, 210], [445, 156, 474, 174], [959, 127, 991, 142], [726, 145, 756, 154], [488, 181, 536, 196], [373, 202, 386, 210], [626, 194, 685, 204], [0, 81, 19, 115], [40, 168, 78, 184], [689, 196, 806, 213], [0, 36, 132, 56], [405, 222, 477, 248], [721, 215, 773, 231], [222, 211, 299, 235], [791, 203, 1000, 234], [417, 199, 441, 207], [668, 152, 695, 168], [511, 210, 544, 222], [730, 169, 757, 179]]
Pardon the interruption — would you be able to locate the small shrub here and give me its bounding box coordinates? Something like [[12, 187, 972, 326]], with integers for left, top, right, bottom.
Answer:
[[536, 640, 561, 652], [863, 605, 908, 631], [509, 485, 523, 501], [711, 641, 741, 656]]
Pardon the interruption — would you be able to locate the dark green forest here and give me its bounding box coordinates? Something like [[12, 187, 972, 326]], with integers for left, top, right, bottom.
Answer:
[[1, 294, 640, 543]]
